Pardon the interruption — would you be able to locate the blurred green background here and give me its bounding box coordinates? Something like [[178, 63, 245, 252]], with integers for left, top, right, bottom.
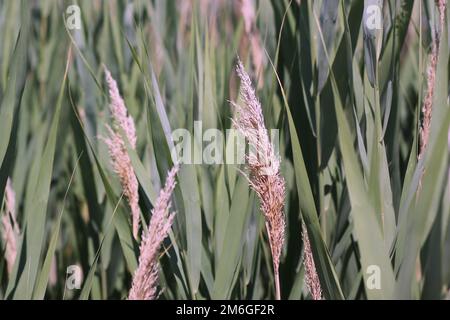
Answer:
[[0, 0, 449, 300]]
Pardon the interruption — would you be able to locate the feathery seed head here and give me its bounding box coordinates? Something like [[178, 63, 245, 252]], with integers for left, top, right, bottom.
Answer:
[[302, 222, 322, 300], [103, 67, 140, 239], [419, 0, 447, 159], [104, 67, 137, 149], [128, 165, 179, 300], [419, 43, 438, 158], [419, 1, 446, 158], [232, 58, 285, 297]]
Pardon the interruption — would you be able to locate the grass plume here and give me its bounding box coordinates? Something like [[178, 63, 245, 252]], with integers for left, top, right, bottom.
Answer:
[[302, 222, 322, 300], [128, 165, 179, 300], [232, 58, 286, 300], [419, 0, 447, 158], [103, 66, 140, 240]]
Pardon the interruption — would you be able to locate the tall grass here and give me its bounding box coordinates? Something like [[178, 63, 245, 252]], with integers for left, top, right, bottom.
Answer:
[[0, 0, 449, 300]]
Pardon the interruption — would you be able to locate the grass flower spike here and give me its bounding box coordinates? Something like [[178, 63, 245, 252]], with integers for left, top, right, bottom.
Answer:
[[104, 68, 137, 149], [419, 0, 446, 157], [302, 222, 322, 300], [128, 165, 179, 300], [232, 58, 286, 300], [419, 43, 438, 158], [1, 178, 19, 275], [103, 67, 140, 239]]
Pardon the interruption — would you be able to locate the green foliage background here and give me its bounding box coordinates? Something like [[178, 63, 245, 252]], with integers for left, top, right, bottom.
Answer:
[[0, 0, 449, 300]]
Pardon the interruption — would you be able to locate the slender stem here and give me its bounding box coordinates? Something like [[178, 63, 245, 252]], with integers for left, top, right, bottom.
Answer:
[[265, 222, 281, 300], [274, 267, 281, 300]]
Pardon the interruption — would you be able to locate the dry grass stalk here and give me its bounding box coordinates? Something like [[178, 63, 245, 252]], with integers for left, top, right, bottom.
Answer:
[[236, 0, 266, 88], [302, 222, 322, 300], [103, 67, 140, 240], [1, 178, 19, 275], [232, 58, 286, 300], [128, 165, 179, 300]]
